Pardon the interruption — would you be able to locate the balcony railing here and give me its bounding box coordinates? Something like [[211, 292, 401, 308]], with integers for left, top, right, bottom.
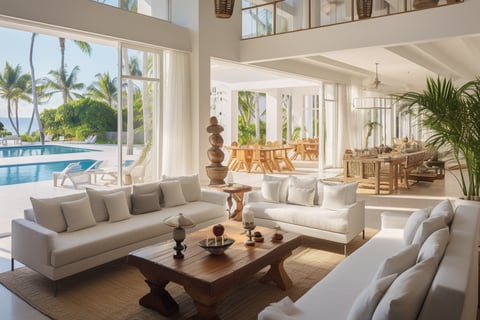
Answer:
[[242, 0, 463, 39]]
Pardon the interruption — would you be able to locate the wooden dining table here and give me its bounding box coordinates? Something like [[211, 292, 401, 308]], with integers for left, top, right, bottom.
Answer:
[[225, 145, 295, 173], [289, 141, 319, 160]]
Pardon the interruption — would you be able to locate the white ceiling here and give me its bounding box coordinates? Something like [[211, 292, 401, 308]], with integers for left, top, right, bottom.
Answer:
[[211, 34, 480, 94]]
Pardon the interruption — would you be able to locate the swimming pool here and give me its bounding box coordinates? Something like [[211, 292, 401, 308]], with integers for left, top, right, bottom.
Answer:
[[0, 145, 98, 158], [0, 159, 96, 186]]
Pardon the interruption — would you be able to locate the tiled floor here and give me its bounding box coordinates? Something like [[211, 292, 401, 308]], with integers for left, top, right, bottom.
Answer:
[[0, 160, 464, 320]]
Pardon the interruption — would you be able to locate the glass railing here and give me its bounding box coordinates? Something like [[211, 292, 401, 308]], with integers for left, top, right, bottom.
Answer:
[[91, 0, 170, 22], [242, 0, 463, 39]]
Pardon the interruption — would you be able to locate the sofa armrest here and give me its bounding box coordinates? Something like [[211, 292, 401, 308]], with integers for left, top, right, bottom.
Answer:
[[11, 218, 57, 267], [338, 200, 365, 237], [200, 189, 228, 206], [381, 212, 410, 229], [244, 190, 266, 204]]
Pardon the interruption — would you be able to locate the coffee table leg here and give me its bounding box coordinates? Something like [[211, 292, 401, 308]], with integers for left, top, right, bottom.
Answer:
[[139, 279, 179, 316], [184, 287, 223, 320], [260, 254, 292, 290]]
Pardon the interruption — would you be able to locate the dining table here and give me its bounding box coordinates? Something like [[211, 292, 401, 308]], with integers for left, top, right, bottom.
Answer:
[[225, 145, 295, 173]]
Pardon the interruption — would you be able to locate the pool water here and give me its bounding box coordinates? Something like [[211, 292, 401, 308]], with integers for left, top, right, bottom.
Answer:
[[0, 159, 96, 186], [0, 145, 98, 158]]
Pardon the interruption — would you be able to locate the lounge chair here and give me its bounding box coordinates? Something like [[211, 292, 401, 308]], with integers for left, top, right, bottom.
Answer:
[[84, 135, 97, 144], [52, 162, 81, 187], [53, 160, 103, 189]]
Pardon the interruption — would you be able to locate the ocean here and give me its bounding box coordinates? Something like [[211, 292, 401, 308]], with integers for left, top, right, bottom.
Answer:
[[0, 117, 39, 135]]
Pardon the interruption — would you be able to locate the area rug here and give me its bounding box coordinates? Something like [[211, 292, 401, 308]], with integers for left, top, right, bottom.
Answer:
[[0, 230, 375, 320]]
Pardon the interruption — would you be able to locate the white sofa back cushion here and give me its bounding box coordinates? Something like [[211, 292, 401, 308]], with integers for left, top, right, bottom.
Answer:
[[374, 244, 420, 280], [162, 174, 202, 202], [412, 216, 446, 246], [263, 175, 289, 203], [159, 180, 187, 207], [321, 182, 358, 210], [60, 197, 97, 232], [132, 182, 163, 206], [86, 187, 132, 222], [416, 227, 450, 265], [287, 176, 316, 207], [403, 208, 430, 245], [429, 199, 454, 225], [372, 258, 437, 320], [261, 181, 281, 203]]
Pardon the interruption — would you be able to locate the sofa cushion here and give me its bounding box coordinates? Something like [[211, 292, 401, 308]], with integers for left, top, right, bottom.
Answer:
[[132, 182, 163, 206], [403, 208, 430, 245], [347, 273, 398, 320], [417, 227, 449, 265], [412, 216, 446, 246], [259, 296, 303, 319], [132, 191, 161, 215], [162, 174, 201, 202], [287, 176, 316, 207], [322, 182, 357, 210], [159, 180, 187, 208], [60, 197, 97, 232], [30, 193, 86, 232], [372, 258, 437, 320], [374, 244, 419, 280], [429, 199, 454, 226], [263, 175, 289, 203], [86, 187, 132, 222], [104, 191, 131, 222], [261, 181, 281, 203]]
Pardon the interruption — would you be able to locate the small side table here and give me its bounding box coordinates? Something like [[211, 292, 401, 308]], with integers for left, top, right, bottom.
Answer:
[[212, 184, 252, 221]]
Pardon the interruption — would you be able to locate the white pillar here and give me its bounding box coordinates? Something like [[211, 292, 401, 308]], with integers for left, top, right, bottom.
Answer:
[[266, 89, 282, 143], [291, 93, 303, 141]]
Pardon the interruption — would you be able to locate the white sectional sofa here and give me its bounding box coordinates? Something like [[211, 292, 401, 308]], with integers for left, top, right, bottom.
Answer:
[[244, 175, 365, 255], [259, 200, 479, 320], [11, 174, 227, 283]]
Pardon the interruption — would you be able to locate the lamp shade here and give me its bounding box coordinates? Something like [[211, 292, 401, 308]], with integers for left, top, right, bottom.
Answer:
[[164, 213, 195, 228], [214, 0, 235, 19]]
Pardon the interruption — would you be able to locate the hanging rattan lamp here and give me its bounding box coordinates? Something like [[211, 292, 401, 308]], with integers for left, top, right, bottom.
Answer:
[[214, 0, 235, 19]]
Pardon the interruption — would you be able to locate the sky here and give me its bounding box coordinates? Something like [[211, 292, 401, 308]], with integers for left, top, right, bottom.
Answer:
[[0, 26, 118, 118]]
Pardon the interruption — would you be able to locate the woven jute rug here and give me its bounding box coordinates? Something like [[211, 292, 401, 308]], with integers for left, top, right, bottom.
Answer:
[[0, 230, 375, 320]]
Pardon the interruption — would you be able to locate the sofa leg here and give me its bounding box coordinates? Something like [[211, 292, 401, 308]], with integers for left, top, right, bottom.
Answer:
[[363, 229, 365, 240], [344, 244, 347, 257], [10, 258, 14, 271]]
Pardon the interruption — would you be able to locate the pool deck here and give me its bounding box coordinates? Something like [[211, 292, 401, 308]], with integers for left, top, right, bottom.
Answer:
[[0, 143, 142, 235]]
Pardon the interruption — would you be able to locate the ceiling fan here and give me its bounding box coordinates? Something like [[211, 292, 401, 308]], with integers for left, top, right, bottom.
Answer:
[[373, 62, 382, 89]]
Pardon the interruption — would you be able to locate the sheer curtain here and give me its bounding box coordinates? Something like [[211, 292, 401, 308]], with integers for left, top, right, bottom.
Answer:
[[162, 50, 193, 176]]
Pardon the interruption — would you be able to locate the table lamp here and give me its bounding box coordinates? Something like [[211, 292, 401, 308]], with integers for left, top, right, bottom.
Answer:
[[164, 213, 195, 259]]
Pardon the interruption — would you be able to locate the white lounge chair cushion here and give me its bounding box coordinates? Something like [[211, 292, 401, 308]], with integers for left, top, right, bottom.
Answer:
[[104, 191, 132, 222], [132, 191, 161, 215], [60, 197, 96, 232], [403, 208, 430, 245], [159, 180, 187, 208], [417, 227, 450, 265], [30, 193, 86, 232], [373, 244, 420, 280], [429, 199, 454, 225], [162, 174, 202, 202], [86, 187, 132, 222]]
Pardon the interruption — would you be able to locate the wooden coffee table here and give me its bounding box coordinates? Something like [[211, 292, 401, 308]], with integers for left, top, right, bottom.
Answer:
[[127, 222, 301, 319]]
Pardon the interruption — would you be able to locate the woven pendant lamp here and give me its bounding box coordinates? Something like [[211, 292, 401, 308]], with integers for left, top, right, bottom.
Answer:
[[214, 0, 235, 18]]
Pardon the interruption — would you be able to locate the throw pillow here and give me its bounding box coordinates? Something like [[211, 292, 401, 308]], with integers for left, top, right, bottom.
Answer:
[[372, 258, 437, 320], [131, 191, 161, 214], [429, 199, 454, 226], [162, 174, 202, 202], [287, 176, 316, 207], [263, 175, 289, 203], [374, 244, 420, 280], [30, 193, 86, 232], [315, 179, 327, 205], [104, 191, 132, 222], [60, 197, 97, 232], [347, 273, 398, 320], [159, 180, 187, 208], [132, 182, 163, 205], [417, 227, 450, 265], [322, 183, 349, 210], [412, 216, 446, 246], [344, 182, 358, 204], [261, 181, 281, 203], [86, 187, 132, 222], [403, 208, 431, 245]]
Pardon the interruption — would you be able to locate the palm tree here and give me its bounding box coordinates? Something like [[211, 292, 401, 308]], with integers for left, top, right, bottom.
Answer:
[[0, 62, 31, 136], [58, 38, 91, 88], [45, 66, 85, 104], [87, 72, 118, 108]]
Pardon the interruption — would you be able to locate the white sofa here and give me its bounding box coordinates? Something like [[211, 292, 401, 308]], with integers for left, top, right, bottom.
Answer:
[[11, 175, 227, 283], [258, 200, 479, 320], [244, 175, 365, 255]]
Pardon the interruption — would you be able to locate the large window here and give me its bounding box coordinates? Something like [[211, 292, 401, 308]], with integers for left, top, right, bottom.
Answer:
[[92, 0, 170, 21]]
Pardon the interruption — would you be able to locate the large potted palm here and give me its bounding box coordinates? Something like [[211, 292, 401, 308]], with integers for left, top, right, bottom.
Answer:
[[396, 77, 480, 201]]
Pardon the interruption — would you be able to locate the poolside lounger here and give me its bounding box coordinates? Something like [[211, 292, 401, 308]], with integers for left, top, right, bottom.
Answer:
[[53, 161, 103, 188], [52, 162, 81, 187]]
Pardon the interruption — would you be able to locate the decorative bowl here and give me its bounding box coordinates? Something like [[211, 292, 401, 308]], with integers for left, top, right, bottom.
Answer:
[[199, 238, 235, 255]]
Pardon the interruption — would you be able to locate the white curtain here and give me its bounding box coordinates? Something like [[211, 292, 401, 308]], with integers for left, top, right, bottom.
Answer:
[[335, 84, 349, 167], [162, 50, 193, 176]]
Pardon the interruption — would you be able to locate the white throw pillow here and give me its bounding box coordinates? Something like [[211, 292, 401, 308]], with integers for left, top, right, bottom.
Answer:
[[162, 174, 202, 202], [104, 191, 132, 222], [287, 176, 316, 207], [403, 208, 431, 245], [159, 180, 187, 208], [263, 175, 289, 203], [86, 187, 132, 222], [429, 199, 454, 226], [315, 180, 327, 205], [259, 296, 302, 319], [347, 273, 398, 320], [30, 193, 86, 232], [412, 216, 446, 246], [344, 182, 358, 204], [132, 182, 163, 205], [417, 227, 450, 265], [131, 191, 161, 214], [322, 184, 350, 210], [372, 258, 437, 320], [261, 181, 281, 203], [61, 197, 97, 232], [374, 244, 420, 280]]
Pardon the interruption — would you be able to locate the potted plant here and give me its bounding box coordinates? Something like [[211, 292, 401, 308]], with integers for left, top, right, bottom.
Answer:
[[396, 77, 480, 201]]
